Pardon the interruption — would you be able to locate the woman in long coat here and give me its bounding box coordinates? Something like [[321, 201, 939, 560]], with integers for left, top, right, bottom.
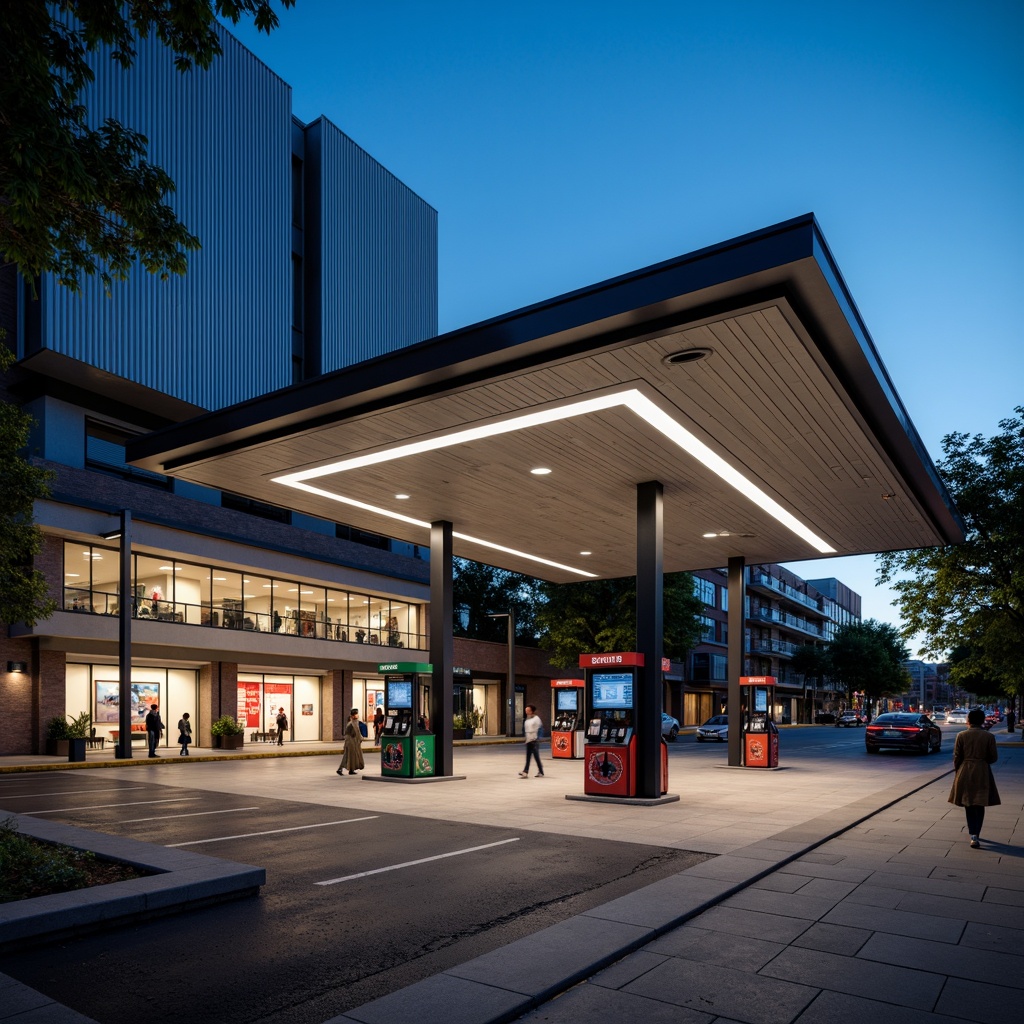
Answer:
[[948, 707, 1000, 848], [337, 708, 366, 776]]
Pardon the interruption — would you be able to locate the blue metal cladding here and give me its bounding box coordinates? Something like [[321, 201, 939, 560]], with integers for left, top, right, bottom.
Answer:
[[39, 26, 292, 410], [306, 119, 438, 373]]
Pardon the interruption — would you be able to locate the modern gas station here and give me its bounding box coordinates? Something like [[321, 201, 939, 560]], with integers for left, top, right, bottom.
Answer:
[[129, 214, 964, 802]]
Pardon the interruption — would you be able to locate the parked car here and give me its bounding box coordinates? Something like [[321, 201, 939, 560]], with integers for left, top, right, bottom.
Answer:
[[946, 709, 969, 725], [814, 712, 836, 724], [865, 712, 942, 754], [661, 713, 680, 741], [696, 715, 728, 742], [931, 711, 946, 722], [984, 709, 1001, 728], [835, 711, 865, 728]]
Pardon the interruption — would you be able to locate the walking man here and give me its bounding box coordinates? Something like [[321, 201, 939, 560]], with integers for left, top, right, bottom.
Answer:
[[519, 704, 545, 778], [145, 703, 164, 758]]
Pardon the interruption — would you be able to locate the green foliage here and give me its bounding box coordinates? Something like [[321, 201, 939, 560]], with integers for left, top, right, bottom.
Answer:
[[877, 407, 1024, 698], [535, 573, 705, 669], [66, 711, 92, 739], [0, 818, 89, 902], [210, 714, 243, 736], [46, 715, 72, 741], [452, 558, 543, 643], [0, 346, 56, 627], [0, 1, 294, 293], [826, 620, 910, 704]]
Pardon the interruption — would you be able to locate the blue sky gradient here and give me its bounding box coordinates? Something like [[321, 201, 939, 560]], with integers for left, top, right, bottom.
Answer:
[[228, 1, 1023, 649]]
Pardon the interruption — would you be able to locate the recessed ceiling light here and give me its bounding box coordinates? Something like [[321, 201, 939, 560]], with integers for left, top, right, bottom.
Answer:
[[663, 347, 712, 365], [530, 467, 552, 475], [702, 532, 718, 538], [395, 493, 410, 500], [579, 551, 591, 556], [65, 572, 81, 578], [159, 566, 173, 571]]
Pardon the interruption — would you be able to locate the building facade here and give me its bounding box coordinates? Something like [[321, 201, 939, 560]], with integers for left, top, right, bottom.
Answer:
[[1, 24, 452, 754], [667, 565, 862, 727]]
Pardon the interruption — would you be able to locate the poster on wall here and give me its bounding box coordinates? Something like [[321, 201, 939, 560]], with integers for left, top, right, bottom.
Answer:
[[264, 681, 293, 730], [130, 683, 160, 721], [242, 682, 261, 727], [302, 704, 313, 716]]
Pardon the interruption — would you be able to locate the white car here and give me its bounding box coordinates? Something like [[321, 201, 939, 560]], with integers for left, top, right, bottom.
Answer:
[[946, 709, 969, 724], [661, 713, 680, 741], [696, 715, 728, 742]]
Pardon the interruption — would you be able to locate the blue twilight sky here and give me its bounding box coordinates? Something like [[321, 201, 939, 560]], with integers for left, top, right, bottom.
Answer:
[[228, 0, 1022, 653]]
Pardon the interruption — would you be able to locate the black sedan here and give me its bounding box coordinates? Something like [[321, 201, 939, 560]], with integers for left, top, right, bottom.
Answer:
[[865, 712, 942, 755]]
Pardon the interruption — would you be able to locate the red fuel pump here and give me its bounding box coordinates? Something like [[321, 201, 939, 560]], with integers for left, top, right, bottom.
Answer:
[[550, 679, 586, 759], [581, 653, 668, 797], [739, 676, 779, 768]]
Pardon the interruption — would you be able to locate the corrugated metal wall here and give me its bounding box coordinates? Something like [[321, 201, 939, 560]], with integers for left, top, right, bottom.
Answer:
[[40, 27, 292, 410], [307, 120, 438, 373]]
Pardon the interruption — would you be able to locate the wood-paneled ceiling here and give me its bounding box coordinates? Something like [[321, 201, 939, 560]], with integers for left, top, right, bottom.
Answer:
[[129, 216, 964, 582]]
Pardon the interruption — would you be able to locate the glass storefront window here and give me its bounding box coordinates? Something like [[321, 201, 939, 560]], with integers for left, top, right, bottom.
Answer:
[[61, 541, 426, 646]]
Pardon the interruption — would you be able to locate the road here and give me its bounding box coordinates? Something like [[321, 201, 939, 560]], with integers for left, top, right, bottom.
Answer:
[[0, 724, 964, 1024]]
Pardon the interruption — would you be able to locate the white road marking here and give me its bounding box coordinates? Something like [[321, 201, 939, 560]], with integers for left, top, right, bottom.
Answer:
[[168, 816, 379, 847], [120, 807, 259, 823], [0, 787, 147, 799], [22, 799, 188, 815], [317, 837, 521, 885]]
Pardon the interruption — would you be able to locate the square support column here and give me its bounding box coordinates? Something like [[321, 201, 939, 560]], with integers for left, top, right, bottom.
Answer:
[[430, 520, 454, 776], [636, 481, 664, 798], [727, 556, 745, 768]]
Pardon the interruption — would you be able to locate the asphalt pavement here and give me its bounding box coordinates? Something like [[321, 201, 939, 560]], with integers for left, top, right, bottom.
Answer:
[[1, 727, 1022, 1024]]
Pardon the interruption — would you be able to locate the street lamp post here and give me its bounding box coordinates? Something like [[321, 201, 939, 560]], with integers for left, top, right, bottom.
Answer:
[[488, 611, 516, 738]]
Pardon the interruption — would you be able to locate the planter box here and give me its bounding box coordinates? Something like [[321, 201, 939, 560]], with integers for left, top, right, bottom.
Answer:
[[453, 728, 474, 740], [217, 734, 244, 750], [45, 739, 70, 757], [68, 738, 87, 762]]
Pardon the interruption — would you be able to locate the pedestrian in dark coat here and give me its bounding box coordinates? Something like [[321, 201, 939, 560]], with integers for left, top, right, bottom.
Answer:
[[337, 709, 365, 775], [177, 712, 192, 756], [145, 704, 164, 757], [948, 708, 1000, 848]]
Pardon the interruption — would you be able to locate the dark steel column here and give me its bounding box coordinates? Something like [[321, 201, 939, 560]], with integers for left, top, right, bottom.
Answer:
[[727, 556, 745, 768], [117, 510, 133, 759], [429, 520, 454, 776], [636, 481, 664, 798]]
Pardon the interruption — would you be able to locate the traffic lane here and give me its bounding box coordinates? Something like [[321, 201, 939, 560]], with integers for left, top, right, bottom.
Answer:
[[2, 811, 706, 1024]]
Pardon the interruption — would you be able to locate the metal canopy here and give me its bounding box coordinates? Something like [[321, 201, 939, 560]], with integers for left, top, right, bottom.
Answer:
[[128, 215, 964, 581]]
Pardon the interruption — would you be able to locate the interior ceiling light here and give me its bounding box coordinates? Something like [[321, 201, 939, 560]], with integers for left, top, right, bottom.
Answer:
[[273, 385, 835, 567], [530, 467, 552, 475]]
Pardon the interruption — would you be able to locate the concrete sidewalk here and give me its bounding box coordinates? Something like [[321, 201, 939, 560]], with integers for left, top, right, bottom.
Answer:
[[333, 747, 1024, 1024], [1, 737, 1022, 1023]]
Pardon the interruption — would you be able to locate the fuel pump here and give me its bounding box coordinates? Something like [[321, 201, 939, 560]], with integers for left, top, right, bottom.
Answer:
[[379, 661, 435, 778], [739, 675, 779, 768], [550, 678, 586, 759]]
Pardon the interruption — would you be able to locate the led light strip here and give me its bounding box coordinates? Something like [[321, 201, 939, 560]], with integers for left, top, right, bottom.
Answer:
[[273, 387, 835, 569]]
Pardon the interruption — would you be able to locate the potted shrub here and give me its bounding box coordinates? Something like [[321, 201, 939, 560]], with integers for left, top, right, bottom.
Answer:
[[66, 711, 91, 762], [45, 715, 71, 756], [211, 715, 245, 749], [453, 709, 482, 740]]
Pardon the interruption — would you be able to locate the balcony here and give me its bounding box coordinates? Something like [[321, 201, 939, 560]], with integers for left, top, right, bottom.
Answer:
[[749, 606, 824, 640], [747, 572, 826, 616]]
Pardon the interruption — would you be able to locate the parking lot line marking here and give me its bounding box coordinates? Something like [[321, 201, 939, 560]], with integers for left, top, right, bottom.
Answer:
[[167, 816, 379, 846], [21, 799, 188, 814], [120, 807, 259, 823], [0, 787, 148, 799], [316, 837, 521, 885]]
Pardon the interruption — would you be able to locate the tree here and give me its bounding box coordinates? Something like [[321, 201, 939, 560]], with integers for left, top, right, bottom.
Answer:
[[535, 573, 705, 669], [452, 559, 543, 644], [877, 407, 1024, 701], [0, 346, 56, 626], [827, 620, 910, 707], [1, 0, 294, 293], [790, 643, 831, 721]]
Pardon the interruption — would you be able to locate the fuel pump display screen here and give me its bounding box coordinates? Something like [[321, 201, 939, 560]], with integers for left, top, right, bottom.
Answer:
[[754, 689, 768, 712], [387, 680, 412, 708], [592, 673, 634, 708], [556, 690, 579, 711]]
